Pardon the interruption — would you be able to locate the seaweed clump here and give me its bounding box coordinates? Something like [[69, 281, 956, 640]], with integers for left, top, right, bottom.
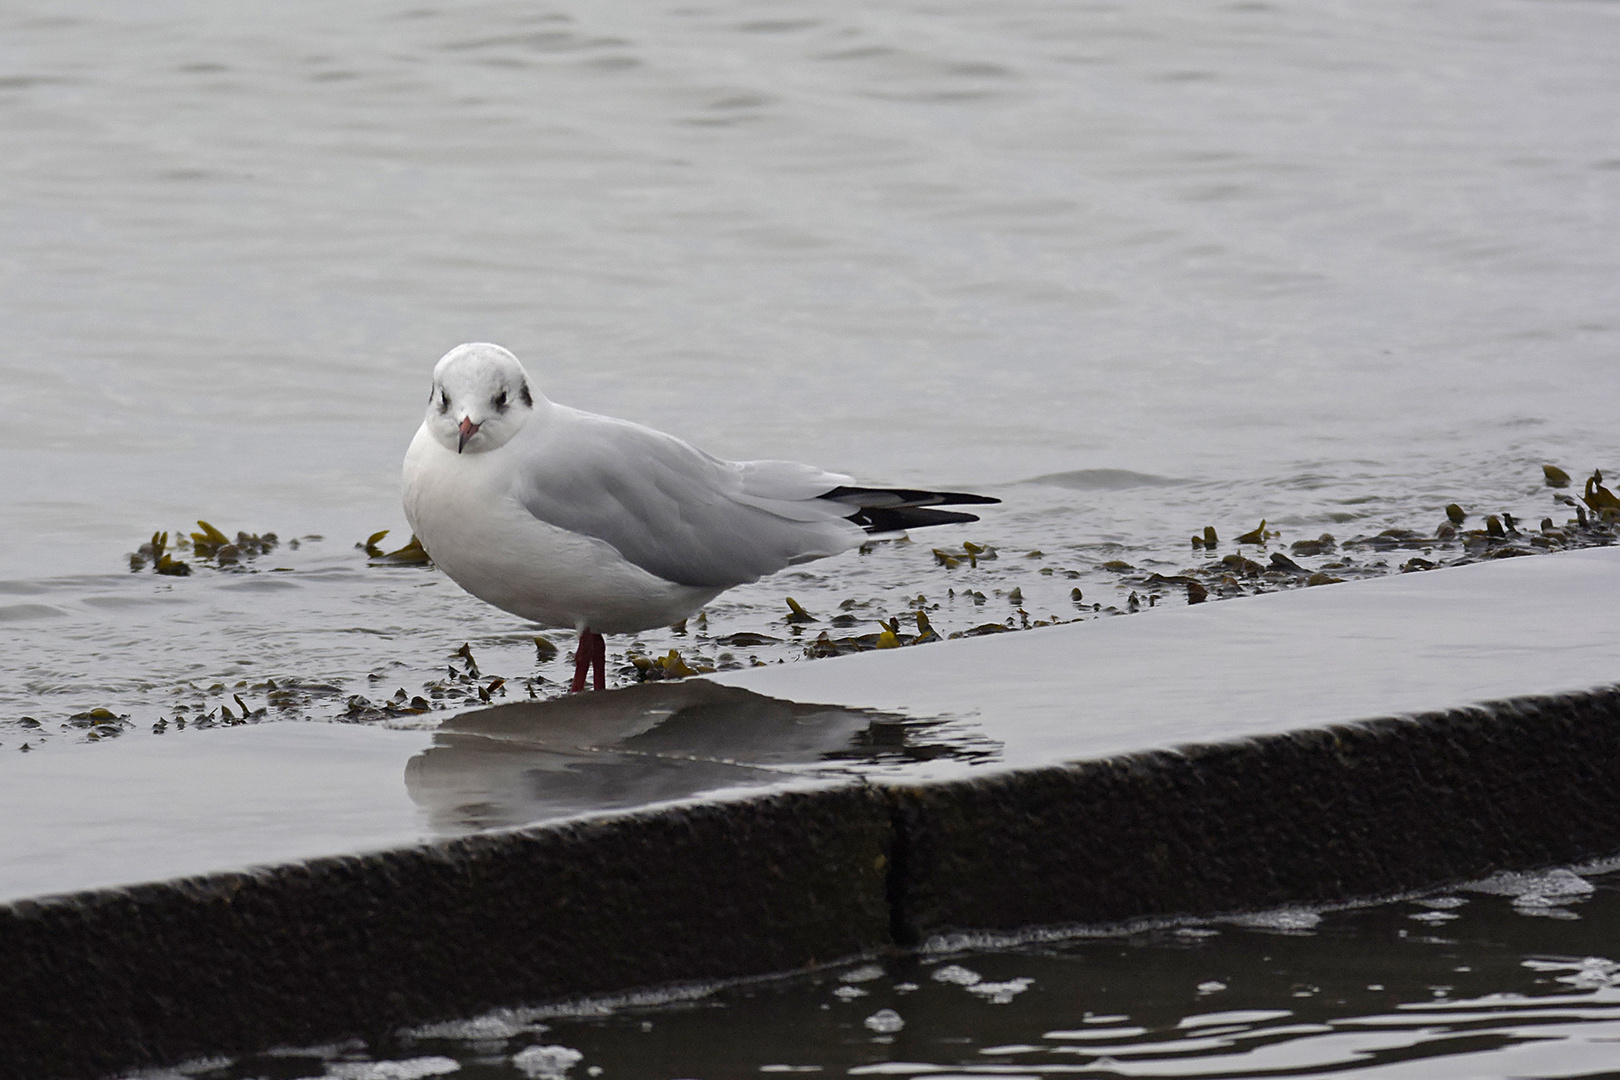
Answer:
[[791, 463, 1620, 666], [359, 530, 432, 565], [86, 461, 1620, 715], [629, 649, 710, 680], [129, 521, 278, 574], [64, 708, 132, 740]]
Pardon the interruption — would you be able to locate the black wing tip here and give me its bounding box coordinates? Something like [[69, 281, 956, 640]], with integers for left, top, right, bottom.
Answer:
[[845, 506, 983, 533], [820, 484, 998, 533], [821, 484, 1000, 508]]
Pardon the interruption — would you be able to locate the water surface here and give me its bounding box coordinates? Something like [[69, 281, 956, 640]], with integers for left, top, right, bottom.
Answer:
[[1, 2, 1617, 726]]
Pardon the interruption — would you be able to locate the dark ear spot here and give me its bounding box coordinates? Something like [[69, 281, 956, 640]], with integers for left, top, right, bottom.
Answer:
[[520, 382, 533, 407]]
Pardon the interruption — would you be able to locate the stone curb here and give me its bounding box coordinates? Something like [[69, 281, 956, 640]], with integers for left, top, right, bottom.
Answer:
[[889, 685, 1620, 944], [6, 685, 1620, 1078], [0, 786, 892, 1080]]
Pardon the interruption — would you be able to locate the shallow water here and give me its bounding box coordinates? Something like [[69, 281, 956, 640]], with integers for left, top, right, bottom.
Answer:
[[146, 862, 1620, 1079], [3, 0, 1618, 738]]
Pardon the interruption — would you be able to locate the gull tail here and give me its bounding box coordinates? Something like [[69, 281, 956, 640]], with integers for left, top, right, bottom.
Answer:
[[819, 485, 1000, 534]]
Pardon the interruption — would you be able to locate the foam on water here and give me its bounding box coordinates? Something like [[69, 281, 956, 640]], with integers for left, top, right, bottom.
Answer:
[[1226, 909, 1325, 933], [508, 1046, 584, 1080], [400, 1012, 550, 1044], [325, 1060, 461, 1080], [1467, 868, 1596, 900], [964, 979, 1034, 1005]]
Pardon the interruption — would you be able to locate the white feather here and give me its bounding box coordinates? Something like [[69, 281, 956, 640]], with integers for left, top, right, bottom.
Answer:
[[402, 344, 870, 634]]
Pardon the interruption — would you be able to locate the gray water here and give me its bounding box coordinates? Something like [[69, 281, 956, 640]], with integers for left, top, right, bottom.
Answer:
[[5, 2, 1620, 1071], [3, 0, 1618, 735]]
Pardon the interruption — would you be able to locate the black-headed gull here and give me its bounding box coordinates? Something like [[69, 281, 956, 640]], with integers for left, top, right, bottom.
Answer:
[[403, 343, 998, 692]]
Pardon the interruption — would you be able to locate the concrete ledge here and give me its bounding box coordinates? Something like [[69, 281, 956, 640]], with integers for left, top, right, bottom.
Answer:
[[889, 685, 1620, 944], [0, 786, 892, 1080], [11, 685, 1620, 1079]]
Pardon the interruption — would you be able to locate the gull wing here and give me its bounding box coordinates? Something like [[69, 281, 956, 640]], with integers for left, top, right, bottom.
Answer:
[[511, 407, 864, 589]]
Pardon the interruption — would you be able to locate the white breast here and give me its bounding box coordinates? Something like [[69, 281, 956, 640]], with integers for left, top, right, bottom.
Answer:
[[402, 425, 722, 634]]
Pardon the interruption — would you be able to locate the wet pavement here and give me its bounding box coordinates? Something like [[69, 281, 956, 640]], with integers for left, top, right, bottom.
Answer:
[[5, 545, 1620, 905]]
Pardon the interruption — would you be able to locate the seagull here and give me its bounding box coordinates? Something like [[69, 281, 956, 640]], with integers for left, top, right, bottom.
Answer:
[[403, 343, 998, 692]]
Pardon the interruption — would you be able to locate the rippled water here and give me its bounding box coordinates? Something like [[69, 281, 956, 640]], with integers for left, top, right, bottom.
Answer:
[[143, 862, 1620, 1079], [3, 0, 1618, 735]]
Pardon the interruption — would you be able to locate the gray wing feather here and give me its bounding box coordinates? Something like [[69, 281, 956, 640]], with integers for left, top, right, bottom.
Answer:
[[512, 409, 862, 588]]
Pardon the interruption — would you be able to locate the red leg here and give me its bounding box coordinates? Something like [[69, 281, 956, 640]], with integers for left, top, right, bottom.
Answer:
[[569, 629, 591, 693], [590, 631, 607, 691]]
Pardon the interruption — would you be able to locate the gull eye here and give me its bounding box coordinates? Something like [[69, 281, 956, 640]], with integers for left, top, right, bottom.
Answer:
[[494, 390, 509, 412], [436, 389, 450, 414]]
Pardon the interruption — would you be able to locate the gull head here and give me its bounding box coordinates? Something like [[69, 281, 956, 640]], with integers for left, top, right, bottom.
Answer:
[[424, 343, 537, 454]]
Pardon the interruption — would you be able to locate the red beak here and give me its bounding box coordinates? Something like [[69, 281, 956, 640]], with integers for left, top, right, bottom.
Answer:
[[458, 417, 480, 453]]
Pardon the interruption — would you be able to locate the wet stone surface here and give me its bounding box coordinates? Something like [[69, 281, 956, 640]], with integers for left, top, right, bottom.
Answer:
[[11, 521, 1620, 908], [0, 679, 998, 901]]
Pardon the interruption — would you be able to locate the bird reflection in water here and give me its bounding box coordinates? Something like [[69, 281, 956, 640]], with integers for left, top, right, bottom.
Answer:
[[404, 680, 999, 833]]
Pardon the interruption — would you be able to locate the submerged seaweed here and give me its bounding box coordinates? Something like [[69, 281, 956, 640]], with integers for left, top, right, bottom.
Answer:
[[27, 459, 1605, 750], [368, 533, 433, 565], [767, 462, 1616, 665], [128, 521, 279, 575]]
